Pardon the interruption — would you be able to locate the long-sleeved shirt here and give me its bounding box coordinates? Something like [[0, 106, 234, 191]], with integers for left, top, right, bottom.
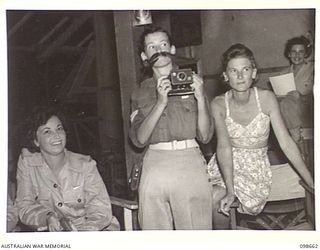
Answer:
[[15, 148, 119, 231]]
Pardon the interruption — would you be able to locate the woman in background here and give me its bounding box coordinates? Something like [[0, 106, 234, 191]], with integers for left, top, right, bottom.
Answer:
[[208, 43, 314, 229], [15, 105, 119, 231], [279, 35, 314, 143]]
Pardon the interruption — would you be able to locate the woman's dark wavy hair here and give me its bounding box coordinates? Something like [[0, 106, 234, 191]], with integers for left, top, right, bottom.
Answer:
[[221, 43, 257, 71], [138, 26, 173, 78], [284, 35, 312, 60], [138, 25, 172, 55], [23, 105, 68, 153]]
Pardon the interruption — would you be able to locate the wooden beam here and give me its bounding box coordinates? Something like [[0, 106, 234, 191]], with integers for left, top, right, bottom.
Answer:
[[258, 66, 288, 74], [8, 12, 33, 39], [113, 11, 141, 178], [203, 65, 289, 80], [76, 32, 93, 47], [37, 16, 69, 45], [67, 41, 95, 98], [9, 45, 85, 54], [37, 13, 91, 63], [56, 53, 83, 101], [55, 46, 86, 54], [54, 42, 95, 101], [94, 12, 123, 152]]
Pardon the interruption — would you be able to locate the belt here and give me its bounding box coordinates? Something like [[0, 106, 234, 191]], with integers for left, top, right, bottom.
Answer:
[[149, 139, 198, 150]]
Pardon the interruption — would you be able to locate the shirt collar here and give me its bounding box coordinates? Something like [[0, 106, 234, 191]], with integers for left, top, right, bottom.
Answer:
[[21, 148, 80, 172]]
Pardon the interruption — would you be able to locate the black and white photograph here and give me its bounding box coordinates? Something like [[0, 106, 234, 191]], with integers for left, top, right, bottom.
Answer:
[[1, 0, 319, 249]]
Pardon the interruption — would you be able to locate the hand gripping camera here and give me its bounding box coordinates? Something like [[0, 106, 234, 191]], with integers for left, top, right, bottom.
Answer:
[[168, 68, 194, 96]]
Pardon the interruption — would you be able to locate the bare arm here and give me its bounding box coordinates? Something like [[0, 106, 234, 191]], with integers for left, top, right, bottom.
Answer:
[[211, 97, 235, 214], [197, 97, 214, 143], [264, 90, 314, 188], [193, 74, 214, 143]]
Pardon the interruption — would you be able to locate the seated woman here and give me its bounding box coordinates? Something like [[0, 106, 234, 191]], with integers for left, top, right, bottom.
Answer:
[[208, 43, 314, 229], [15, 105, 119, 231], [278, 35, 314, 143]]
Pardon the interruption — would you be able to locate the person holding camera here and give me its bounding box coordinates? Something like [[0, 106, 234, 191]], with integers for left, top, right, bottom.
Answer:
[[129, 26, 213, 230]]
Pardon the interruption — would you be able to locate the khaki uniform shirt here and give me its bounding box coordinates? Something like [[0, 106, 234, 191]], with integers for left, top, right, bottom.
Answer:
[[129, 77, 212, 148], [290, 61, 314, 96], [15, 149, 118, 231]]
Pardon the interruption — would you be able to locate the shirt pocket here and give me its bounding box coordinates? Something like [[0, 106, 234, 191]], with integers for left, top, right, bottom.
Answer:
[[64, 171, 85, 208], [63, 187, 85, 209], [182, 97, 197, 113], [171, 96, 197, 114], [36, 190, 53, 207], [138, 97, 155, 117], [169, 96, 197, 139]]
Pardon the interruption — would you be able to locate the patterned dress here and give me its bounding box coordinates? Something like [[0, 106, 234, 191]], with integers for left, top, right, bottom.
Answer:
[[208, 87, 272, 215]]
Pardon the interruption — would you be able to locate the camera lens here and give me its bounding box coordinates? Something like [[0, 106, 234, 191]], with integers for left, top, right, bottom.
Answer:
[[177, 72, 187, 81]]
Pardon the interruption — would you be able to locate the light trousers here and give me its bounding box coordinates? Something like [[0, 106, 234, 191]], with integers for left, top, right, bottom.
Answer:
[[138, 147, 212, 230]]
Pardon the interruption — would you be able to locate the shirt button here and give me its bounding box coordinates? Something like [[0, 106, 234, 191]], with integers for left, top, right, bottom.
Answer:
[[77, 199, 82, 203], [53, 183, 58, 188], [57, 202, 63, 207]]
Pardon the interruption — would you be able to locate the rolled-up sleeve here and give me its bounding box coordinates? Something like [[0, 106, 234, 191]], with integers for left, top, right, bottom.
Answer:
[[196, 96, 214, 144], [15, 155, 53, 229], [80, 159, 119, 231], [129, 91, 151, 148]]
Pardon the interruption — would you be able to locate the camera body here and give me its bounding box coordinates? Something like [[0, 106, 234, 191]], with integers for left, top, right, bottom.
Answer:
[[171, 68, 193, 85], [168, 68, 194, 96]]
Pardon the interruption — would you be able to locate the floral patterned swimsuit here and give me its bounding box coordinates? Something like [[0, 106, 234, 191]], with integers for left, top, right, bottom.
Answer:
[[208, 87, 272, 215]]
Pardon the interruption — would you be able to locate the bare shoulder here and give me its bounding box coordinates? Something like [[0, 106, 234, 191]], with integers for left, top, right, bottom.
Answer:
[[256, 88, 278, 113], [210, 94, 226, 117], [257, 88, 277, 100]]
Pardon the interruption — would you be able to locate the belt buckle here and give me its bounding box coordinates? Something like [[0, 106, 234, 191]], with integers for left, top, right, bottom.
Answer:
[[172, 140, 187, 150], [172, 140, 178, 150]]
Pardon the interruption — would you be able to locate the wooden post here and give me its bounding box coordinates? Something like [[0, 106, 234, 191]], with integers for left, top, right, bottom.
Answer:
[[113, 11, 141, 178], [113, 10, 173, 178], [94, 12, 123, 152]]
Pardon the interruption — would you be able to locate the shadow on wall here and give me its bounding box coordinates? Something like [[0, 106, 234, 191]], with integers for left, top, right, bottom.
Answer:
[[204, 76, 229, 102]]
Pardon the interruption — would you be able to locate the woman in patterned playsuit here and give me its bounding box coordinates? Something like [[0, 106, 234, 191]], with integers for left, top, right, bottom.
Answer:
[[208, 44, 313, 229]]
